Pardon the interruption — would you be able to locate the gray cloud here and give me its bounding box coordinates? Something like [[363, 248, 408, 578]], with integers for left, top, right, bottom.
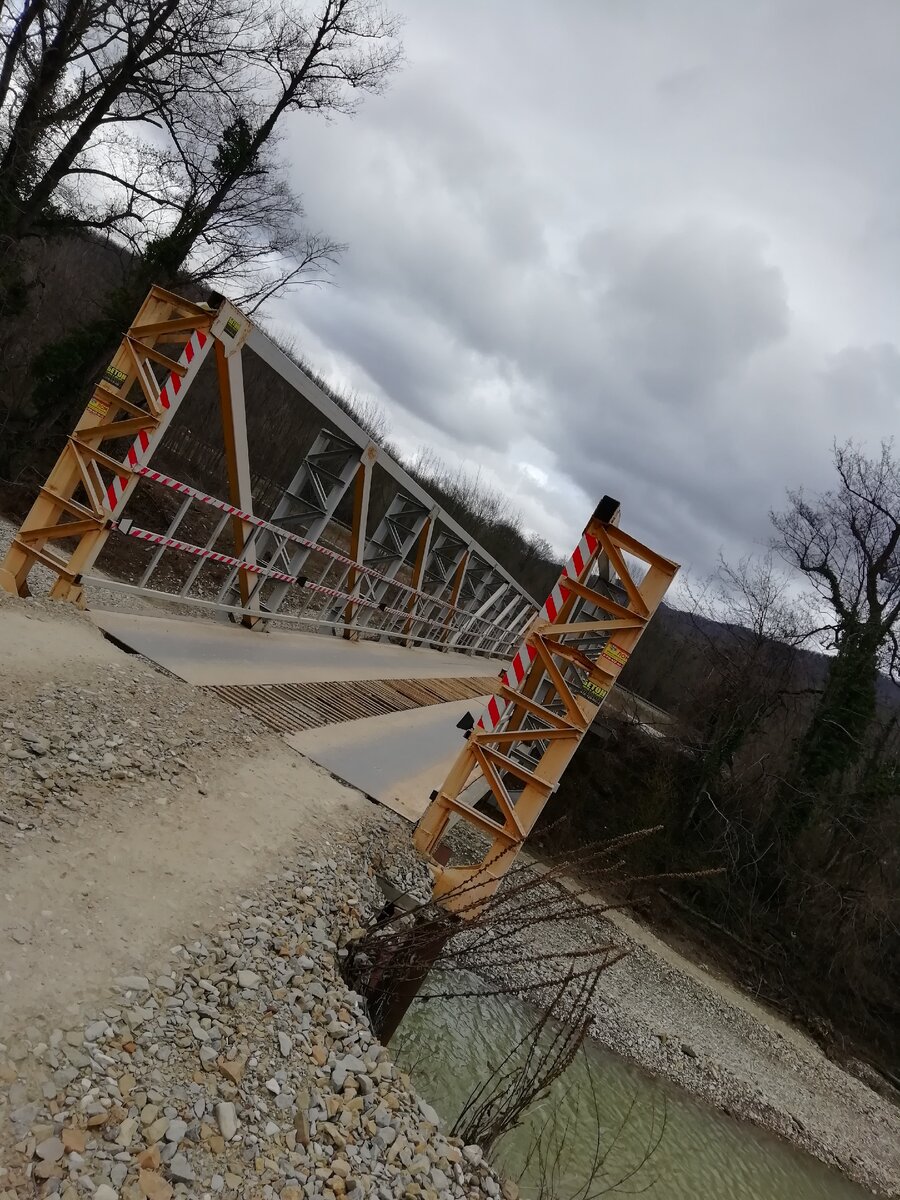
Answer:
[[268, 0, 900, 578]]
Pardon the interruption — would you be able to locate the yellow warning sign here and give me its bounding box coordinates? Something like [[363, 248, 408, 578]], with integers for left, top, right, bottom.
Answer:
[[87, 395, 111, 417], [103, 364, 127, 389], [601, 642, 630, 668], [579, 677, 609, 705]]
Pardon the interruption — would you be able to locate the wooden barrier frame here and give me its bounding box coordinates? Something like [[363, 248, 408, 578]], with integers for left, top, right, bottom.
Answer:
[[413, 499, 679, 917], [0, 284, 538, 654], [0, 288, 250, 606]]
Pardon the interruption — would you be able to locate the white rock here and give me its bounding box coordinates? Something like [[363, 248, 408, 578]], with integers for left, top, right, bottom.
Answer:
[[116, 1117, 137, 1146], [336, 1053, 366, 1074], [278, 1031, 292, 1056], [168, 1153, 195, 1183], [94, 1187, 119, 1200], [332, 1066, 347, 1090], [215, 1100, 239, 1141], [35, 1136, 64, 1162], [237, 970, 261, 989], [418, 1099, 440, 1126], [166, 1118, 188, 1143], [115, 975, 150, 992]]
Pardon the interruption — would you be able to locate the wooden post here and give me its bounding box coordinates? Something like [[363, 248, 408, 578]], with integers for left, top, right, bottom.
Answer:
[[403, 512, 436, 645], [365, 917, 453, 1044], [438, 550, 470, 647], [342, 445, 377, 637], [215, 340, 258, 626], [0, 287, 219, 603]]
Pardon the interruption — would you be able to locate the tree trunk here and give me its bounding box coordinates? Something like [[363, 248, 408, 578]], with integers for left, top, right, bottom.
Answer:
[[796, 623, 880, 788]]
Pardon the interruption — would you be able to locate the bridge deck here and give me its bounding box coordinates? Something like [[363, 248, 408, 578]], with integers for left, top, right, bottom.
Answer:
[[285, 697, 484, 821], [90, 609, 506, 686]]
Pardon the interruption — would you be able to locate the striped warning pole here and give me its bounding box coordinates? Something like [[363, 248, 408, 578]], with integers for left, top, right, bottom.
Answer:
[[477, 527, 601, 732], [104, 328, 211, 515]]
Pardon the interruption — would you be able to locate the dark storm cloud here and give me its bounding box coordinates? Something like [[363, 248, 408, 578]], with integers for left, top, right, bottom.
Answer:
[[271, 0, 900, 574]]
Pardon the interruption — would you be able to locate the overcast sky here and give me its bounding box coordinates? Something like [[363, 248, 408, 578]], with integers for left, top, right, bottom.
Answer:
[[268, 0, 900, 579]]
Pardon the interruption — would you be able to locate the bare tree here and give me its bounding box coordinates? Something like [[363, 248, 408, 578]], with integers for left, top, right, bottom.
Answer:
[[681, 553, 806, 831], [124, 0, 402, 298], [115, 111, 345, 306], [12, 0, 401, 475], [0, 0, 267, 342], [771, 440, 900, 787], [0, 0, 256, 240]]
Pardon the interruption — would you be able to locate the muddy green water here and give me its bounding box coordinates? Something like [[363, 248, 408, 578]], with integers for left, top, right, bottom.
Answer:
[[394, 973, 870, 1199]]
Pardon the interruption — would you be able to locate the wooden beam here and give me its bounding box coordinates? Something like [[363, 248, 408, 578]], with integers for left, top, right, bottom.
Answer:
[[0, 288, 218, 601], [342, 446, 377, 636], [404, 513, 435, 644], [215, 341, 257, 626]]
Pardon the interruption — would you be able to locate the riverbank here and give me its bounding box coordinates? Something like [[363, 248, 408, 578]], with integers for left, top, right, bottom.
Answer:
[[467, 863, 900, 1198], [0, 820, 509, 1200]]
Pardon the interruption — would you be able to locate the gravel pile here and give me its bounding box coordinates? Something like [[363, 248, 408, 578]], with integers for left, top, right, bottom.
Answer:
[[0, 828, 511, 1200], [0, 647, 258, 851]]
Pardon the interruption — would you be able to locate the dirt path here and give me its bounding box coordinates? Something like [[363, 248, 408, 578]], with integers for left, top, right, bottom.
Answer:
[[0, 594, 378, 1034]]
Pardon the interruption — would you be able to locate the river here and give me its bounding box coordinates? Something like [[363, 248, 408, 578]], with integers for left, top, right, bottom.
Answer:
[[394, 972, 871, 1199]]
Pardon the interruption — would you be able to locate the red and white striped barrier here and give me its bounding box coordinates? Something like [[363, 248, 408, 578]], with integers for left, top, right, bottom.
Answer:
[[133, 466, 526, 642], [115, 521, 296, 583], [477, 530, 599, 732], [112, 519, 481, 639], [104, 329, 211, 515]]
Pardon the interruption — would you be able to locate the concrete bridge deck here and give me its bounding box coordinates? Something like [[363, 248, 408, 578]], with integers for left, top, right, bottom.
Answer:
[[89, 608, 670, 825], [90, 609, 506, 686]]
